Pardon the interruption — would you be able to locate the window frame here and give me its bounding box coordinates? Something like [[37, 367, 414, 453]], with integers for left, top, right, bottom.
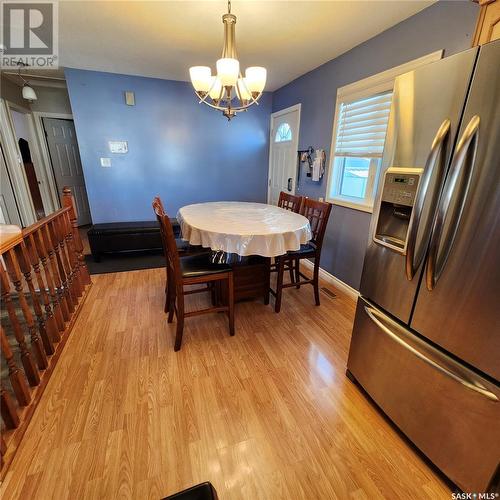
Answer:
[[332, 156, 381, 210], [325, 50, 443, 213]]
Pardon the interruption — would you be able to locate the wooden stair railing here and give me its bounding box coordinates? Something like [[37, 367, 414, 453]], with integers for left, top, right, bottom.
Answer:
[[0, 187, 91, 476]]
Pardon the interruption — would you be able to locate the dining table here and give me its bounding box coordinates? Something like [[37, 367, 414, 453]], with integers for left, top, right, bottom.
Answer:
[[177, 201, 312, 302]]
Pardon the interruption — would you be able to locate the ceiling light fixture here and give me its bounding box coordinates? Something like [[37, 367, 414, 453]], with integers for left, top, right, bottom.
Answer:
[[189, 1, 267, 120], [17, 62, 38, 102]]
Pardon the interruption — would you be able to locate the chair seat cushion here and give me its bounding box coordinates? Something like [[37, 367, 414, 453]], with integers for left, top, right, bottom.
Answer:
[[181, 253, 232, 279], [287, 243, 316, 257], [176, 239, 189, 252]]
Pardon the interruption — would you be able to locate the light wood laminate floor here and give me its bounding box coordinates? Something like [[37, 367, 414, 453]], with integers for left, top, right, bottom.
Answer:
[[1, 268, 451, 499]]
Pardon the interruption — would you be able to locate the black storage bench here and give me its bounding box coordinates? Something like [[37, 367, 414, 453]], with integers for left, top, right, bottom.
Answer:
[[87, 220, 181, 262]]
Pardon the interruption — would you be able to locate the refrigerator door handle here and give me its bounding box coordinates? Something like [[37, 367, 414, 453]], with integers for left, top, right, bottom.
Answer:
[[426, 115, 480, 290], [364, 305, 499, 402], [406, 119, 451, 280]]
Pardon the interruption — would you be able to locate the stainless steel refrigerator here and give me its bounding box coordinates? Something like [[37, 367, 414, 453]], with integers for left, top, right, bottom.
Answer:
[[347, 39, 500, 493]]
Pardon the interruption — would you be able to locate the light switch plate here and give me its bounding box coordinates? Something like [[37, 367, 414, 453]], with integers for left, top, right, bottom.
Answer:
[[100, 157, 111, 167], [109, 141, 128, 154]]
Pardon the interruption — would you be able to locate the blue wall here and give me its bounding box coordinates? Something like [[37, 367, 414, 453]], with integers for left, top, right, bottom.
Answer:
[[65, 1, 478, 289], [65, 68, 271, 223], [272, 1, 478, 289]]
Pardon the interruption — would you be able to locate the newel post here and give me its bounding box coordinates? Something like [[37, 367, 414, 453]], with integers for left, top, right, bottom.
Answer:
[[62, 187, 91, 285]]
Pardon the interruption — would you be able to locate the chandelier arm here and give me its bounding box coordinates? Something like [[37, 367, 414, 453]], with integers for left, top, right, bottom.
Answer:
[[195, 88, 263, 111], [195, 90, 211, 105], [195, 96, 258, 113], [194, 95, 235, 112], [239, 90, 263, 107]]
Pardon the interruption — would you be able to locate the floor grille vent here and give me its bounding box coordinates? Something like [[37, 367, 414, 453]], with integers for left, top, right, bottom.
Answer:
[[321, 287, 336, 299]]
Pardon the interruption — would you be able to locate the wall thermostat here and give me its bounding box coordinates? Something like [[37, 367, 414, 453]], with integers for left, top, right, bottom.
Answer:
[[109, 141, 128, 154]]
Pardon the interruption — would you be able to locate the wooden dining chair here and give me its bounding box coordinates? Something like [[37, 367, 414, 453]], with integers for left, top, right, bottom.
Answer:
[[273, 192, 305, 283], [153, 200, 235, 351], [272, 198, 332, 312], [278, 191, 303, 213], [153, 196, 209, 314]]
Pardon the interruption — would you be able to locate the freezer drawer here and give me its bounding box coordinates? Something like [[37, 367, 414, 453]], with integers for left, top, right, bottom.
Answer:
[[347, 298, 500, 492]]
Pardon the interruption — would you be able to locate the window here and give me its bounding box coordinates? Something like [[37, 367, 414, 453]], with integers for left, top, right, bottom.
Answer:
[[329, 91, 392, 210], [275, 122, 292, 142], [326, 50, 443, 212]]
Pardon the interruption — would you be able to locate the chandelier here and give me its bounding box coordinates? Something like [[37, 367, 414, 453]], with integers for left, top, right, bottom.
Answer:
[[189, 1, 267, 120]]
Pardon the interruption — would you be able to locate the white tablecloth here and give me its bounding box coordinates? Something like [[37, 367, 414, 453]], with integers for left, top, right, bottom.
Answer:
[[177, 202, 312, 257]]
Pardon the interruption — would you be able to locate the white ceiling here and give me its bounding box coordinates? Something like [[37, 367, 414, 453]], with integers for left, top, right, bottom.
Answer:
[[58, 1, 434, 91]]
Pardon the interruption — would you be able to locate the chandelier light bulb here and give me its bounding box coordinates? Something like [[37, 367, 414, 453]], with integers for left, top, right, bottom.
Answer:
[[189, 66, 212, 92], [236, 78, 251, 101], [208, 77, 223, 101], [216, 58, 240, 87], [245, 67, 267, 94]]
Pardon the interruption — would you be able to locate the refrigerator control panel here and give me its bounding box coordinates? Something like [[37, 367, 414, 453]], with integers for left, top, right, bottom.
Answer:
[[373, 167, 423, 253], [381, 171, 420, 206]]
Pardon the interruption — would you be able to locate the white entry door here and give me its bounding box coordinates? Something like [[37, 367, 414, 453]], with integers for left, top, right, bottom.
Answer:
[[43, 118, 91, 226], [268, 104, 301, 205]]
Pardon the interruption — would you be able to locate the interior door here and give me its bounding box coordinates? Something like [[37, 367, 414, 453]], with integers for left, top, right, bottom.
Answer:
[[10, 109, 46, 219], [0, 144, 22, 225], [43, 117, 91, 226], [360, 48, 478, 323], [268, 107, 300, 205], [411, 40, 500, 382]]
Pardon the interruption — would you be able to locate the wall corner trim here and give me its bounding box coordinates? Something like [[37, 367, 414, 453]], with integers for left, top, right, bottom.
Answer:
[[301, 259, 360, 300]]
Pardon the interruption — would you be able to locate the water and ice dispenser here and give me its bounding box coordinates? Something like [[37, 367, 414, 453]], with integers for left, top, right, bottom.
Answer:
[[373, 167, 423, 253]]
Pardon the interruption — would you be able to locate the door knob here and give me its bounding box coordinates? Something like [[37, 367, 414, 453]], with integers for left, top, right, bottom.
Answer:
[[287, 178, 293, 192]]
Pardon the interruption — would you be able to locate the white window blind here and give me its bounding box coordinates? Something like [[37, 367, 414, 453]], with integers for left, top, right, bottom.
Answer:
[[334, 91, 393, 158]]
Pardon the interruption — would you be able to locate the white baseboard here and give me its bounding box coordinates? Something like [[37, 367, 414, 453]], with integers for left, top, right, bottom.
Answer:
[[301, 259, 359, 300]]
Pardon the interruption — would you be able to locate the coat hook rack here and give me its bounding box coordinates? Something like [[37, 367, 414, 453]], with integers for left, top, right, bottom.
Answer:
[[297, 147, 326, 182]]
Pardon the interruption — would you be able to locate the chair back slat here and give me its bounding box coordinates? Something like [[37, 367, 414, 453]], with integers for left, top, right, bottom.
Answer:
[[301, 198, 332, 250], [278, 192, 303, 213]]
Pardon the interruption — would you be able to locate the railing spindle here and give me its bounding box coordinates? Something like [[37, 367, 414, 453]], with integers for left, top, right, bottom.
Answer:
[[14, 242, 55, 355], [41, 224, 72, 320], [0, 326, 31, 406], [25, 233, 62, 342], [61, 211, 83, 297], [0, 264, 40, 386], [1, 384, 20, 429], [3, 249, 48, 370], [55, 215, 82, 299], [47, 220, 76, 313], [62, 187, 91, 285], [33, 228, 67, 330]]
